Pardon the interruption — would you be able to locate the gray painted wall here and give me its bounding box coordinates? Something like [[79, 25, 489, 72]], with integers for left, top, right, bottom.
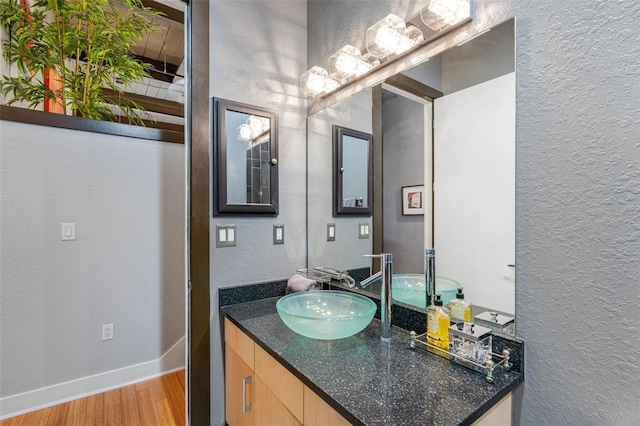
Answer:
[[209, 2, 308, 424], [382, 91, 425, 274], [0, 122, 185, 397], [308, 0, 640, 424]]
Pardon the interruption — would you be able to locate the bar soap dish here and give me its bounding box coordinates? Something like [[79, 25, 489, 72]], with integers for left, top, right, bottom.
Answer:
[[409, 330, 512, 383]]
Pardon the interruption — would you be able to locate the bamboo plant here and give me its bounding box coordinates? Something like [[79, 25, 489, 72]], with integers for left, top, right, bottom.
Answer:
[[0, 0, 161, 125]]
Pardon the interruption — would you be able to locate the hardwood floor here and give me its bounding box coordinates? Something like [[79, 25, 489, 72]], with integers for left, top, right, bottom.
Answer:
[[0, 370, 185, 426]]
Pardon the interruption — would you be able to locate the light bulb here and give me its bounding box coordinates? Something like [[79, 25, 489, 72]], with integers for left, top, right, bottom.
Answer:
[[421, 0, 470, 30], [329, 45, 374, 83], [366, 14, 408, 59], [300, 66, 341, 97], [247, 116, 269, 136]]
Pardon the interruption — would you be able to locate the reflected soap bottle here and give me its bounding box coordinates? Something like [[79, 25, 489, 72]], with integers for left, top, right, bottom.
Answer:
[[426, 294, 450, 350], [447, 288, 472, 322]]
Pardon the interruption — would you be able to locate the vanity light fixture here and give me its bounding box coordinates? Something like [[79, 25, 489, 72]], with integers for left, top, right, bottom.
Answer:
[[300, 66, 340, 97], [328, 45, 380, 83], [420, 0, 471, 31], [300, 1, 473, 98], [366, 14, 424, 59]]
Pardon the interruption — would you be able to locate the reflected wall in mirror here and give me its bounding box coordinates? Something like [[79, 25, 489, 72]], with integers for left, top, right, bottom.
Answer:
[[213, 98, 278, 215], [333, 125, 373, 216], [307, 19, 516, 330], [308, 90, 372, 271]]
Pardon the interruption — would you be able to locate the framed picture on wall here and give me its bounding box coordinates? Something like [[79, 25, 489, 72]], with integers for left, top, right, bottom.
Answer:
[[402, 185, 425, 215]]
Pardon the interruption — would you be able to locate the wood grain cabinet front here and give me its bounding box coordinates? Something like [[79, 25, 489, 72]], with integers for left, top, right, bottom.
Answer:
[[224, 318, 349, 426]]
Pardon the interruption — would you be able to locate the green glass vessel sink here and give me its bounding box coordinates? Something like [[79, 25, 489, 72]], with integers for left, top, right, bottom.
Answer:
[[392, 274, 460, 308], [276, 291, 376, 340]]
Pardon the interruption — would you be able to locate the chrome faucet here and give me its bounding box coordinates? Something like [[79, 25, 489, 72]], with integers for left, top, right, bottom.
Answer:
[[425, 248, 436, 307], [361, 253, 393, 341]]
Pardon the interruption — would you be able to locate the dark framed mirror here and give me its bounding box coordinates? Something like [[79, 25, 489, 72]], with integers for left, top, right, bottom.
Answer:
[[333, 125, 373, 216], [213, 98, 278, 215]]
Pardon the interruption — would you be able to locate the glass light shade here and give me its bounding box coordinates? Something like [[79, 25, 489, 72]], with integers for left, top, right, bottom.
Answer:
[[247, 115, 269, 136], [329, 45, 374, 83], [396, 25, 424, 54], [236, 124, 252, 141], [361, 53, 381, 70], [421, 0, 471, 31], [366, 14, 408, 59], [300, 66, 340, 97]]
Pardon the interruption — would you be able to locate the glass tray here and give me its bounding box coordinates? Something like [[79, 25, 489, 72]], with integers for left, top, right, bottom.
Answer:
[[409, 331, 512, 383]]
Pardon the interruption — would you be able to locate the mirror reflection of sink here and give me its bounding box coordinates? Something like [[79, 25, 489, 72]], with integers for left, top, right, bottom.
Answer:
[[276, 291, 376, 340], [392, 274, 460, 308]]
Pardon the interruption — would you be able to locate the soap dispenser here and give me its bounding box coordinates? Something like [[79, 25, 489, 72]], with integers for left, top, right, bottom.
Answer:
[[427, 294, 450, 350], [447, 288, 472, 322]]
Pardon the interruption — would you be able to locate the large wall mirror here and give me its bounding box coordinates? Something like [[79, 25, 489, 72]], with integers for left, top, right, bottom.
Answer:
[[333, 125, 373, 216], [307, 18, 516, 332], [213, 98, 278, 215]]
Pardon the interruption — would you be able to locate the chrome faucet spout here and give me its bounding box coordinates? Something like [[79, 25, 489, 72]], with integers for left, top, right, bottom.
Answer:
[[362, 253, 393, 341], [360, 271, 382, 288]]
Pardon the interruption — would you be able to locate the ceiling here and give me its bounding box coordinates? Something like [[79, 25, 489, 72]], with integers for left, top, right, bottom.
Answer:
[[117, 0, 186, 131]]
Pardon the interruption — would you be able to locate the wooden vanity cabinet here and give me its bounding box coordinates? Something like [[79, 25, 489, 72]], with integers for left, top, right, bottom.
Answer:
[[225, 319, 347, 426]]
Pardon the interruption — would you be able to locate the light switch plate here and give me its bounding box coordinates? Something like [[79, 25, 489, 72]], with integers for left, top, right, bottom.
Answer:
[[61, 223, 76, 241], [216, 224, 237, 248], [273, 224, 284, 245], [359, 223, 370, 239], [327, 223, 336, 241]]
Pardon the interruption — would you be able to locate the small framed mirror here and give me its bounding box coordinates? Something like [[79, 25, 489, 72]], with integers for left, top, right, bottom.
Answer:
[[333, 125, 373, 216], [213, 98, 278, 215]]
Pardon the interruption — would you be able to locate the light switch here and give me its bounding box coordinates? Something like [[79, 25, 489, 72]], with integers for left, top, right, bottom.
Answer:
[[327, 223, 336, 242], [359, 223, 370, 239], [273, 224, 284, 245], [61, 223, 76, 241], [216, 225, 236, 248]]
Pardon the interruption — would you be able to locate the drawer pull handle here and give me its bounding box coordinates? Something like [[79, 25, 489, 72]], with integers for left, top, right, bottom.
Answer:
[[242, 376, 252, 413]]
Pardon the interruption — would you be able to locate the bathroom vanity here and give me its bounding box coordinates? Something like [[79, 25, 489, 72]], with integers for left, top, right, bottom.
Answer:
[[222, 297, 523, 426]]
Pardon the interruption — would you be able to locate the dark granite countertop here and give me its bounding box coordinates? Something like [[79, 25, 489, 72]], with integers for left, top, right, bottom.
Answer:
[[221, 297, 523, 426]]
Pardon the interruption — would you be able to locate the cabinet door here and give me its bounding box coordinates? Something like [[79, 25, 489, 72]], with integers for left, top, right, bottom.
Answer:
[[303, 385, 351, 426], [226, 346, 255, 426], [254, 375, 302, 426], [254, 344, 304, 423], [472, 393, 511, 426]]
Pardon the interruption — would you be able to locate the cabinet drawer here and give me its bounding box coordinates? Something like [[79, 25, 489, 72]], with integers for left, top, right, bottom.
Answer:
[[225, 318, 255, 370]]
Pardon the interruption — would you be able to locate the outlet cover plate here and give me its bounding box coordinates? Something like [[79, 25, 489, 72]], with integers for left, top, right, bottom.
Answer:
[[327, 223, 336, 242], [273, 224, 285, 245]]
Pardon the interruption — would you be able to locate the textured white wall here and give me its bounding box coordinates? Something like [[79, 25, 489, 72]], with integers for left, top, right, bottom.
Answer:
[[209, 2, 308, 424], [0, 122, 185, 397], [309, 0, 640, 424]]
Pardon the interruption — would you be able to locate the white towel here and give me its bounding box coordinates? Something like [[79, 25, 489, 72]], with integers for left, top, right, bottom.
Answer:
[[287, 274, 319, 292]]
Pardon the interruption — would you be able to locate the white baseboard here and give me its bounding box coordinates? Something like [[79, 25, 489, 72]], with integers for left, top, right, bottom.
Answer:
[[0, 336, 185, 420]]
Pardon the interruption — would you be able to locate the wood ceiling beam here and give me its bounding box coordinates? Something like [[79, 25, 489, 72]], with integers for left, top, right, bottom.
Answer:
[[134, 55, 181, 83], [140, 0, 184, 25], [102, 88, 184, 118]]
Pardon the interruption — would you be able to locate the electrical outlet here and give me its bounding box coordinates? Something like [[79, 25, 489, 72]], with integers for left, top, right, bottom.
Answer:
[[102, 324, 114, 341]]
